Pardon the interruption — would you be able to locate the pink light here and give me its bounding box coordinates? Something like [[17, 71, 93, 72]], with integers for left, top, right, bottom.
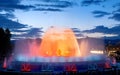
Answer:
[[3, 58, 7, 69], [64, 64, 77, 72], [21, 63, 31, 72], [104, 61, 111, 69], [112, 57, 116, 65]]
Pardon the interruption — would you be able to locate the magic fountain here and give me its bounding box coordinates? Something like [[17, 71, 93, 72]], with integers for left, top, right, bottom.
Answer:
[[1, 26, 111, 73], [13, 26, 105, 62], [39, 26, 81, 57]]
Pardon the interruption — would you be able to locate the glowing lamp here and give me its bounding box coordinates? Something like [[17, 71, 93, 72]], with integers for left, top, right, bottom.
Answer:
[[90, 50, 104, 54]]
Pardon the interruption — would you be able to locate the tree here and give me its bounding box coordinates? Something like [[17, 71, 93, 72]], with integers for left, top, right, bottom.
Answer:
[[0, 28, 6, 62], [0, 28, 12, 65]]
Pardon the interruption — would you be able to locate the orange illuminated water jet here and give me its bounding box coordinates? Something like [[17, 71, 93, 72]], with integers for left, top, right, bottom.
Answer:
[[39, 26, 81, 57]]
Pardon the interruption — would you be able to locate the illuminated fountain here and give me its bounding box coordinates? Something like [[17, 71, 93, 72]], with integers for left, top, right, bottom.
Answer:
[[3, 26, 108, 73], [39, 26, 81, 57], [13, 26, 105, 62]]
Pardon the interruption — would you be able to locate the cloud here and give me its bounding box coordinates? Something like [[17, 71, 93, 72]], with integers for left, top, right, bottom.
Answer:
[[109, 13, 120, 21], [71, 26, 119, 39], [83, 1, 120, 22], [0, 15, 43, 39], [92, 10, 110, 18], [35, 0, 74, 8], [7, 0, 75, 12], [81, 0, 120, 22], [12, 28, 43, 39], [71, 28, 84, 38], [0, 0, 35, 21], [4, 5, 35, 10], [83, 25, 109, 33], [24, 28, 43, 37], [107, 2, 120, 22], [81, 0, 107, 6], [0, 16, 28, 29], [0, 0, 76, 13], [0, 0, 19, 12], [0, 0, 48, 40], [82, 25, 120, 39], [0, 15, 28, 32], [0, 0, 76, 12], [114, 8, 120, 13], [112, 2, 120, 8], [0, 0, 34, 12], [71, 28, 81, 33], [83, 25, 120, 34], [32, 0, 76, 11], [0, 13, 15, 19], [34, 8, 62, 11], [12, 27, 43, 39]]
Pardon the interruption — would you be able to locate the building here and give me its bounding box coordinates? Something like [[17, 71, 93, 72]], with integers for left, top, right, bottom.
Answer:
[[106, 43, 120, 61]]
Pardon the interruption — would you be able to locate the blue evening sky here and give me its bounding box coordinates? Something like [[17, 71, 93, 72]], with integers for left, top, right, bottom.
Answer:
[[0, 0, 120, 39], [15, 0, 118, 30]]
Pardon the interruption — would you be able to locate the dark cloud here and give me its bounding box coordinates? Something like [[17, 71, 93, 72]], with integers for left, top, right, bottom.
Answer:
[[0, 0, 75, 13], [71, 25, 120, 39], [112, 2, 120, 8], [34, 8, 62, 11], [33, 0, 75, 11], [110, 25, 120, 34], [83, 25, 109, 33], [92, 10, 110, 17], [82, 25, 120, 39], [40, 0, 61, 2], [24, 28, 43, 37], [115, 8, 120, 13], [75, 33, 84, 37], [35, 0, 74, 8], [0, 16, 28, 30], [0, 0, 20, 4], [71, 28, 81, 33], [0, 13, 15, 19], [0, 0, 34, 12], [71, 28, 84, 37], [12, 27, 43, 39], [0, 15, 29, 36], [0, 0, 19, 12], [81, 0, 107, 6], [0, 0, 48, 40], [12, 28, 43, 39], [84, 1, 120, 22], [109, 13, 120, 21], [0, 15, 43, 39], [88, 1, 120, 22], [12, 29, 29, 33], [110, 2, 120, 21], [83, 25, 120, 35], [1, 5, 35, 10]]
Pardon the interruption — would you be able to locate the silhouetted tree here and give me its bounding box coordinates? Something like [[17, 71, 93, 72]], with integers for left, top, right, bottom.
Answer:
[[116, 51, 120, 55], [0, 28, 5, 62], [5, 28, 12, 57], [115, 51, 120, 61], [0, 28, 12, 65]]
